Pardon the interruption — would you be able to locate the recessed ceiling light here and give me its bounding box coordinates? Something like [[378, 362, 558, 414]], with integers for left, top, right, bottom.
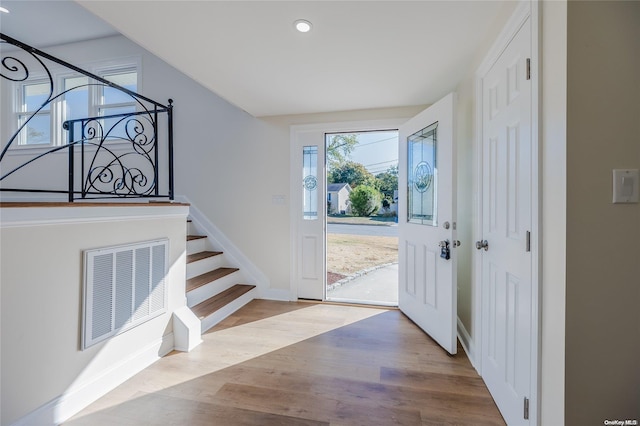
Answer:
[[294, 19, 312, 33], [0, 6, 9, 13]]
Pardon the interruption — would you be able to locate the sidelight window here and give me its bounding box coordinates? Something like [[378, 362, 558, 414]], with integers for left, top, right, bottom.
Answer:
[[303, 145, 318, 220]]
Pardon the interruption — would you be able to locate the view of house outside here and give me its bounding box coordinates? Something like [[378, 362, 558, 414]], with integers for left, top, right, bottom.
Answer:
[[325, 131, 399, 305]]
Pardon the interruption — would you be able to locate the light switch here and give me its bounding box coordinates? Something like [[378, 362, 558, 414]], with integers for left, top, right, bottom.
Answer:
[[612, 169, 639, 203], [622, 177, 634, 196]]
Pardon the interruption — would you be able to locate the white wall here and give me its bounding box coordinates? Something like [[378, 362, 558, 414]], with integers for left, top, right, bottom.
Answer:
[[565, 1, 640, 423], [454, 74, 475, 346], [0, 205, 188, 425]]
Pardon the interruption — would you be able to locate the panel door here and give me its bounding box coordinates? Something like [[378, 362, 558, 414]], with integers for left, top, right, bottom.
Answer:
[[480, 17, 533, 426], [398, 93, 457, 355]]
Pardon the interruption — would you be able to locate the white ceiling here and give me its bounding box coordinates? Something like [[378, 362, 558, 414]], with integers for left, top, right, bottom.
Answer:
[[1, 1, 511, 117], [0, 1, 118, 48]]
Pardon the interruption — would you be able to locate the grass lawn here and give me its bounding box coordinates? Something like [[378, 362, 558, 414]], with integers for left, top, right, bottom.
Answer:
[[327, 214, 397, 226], [327, 234, 398, 276]]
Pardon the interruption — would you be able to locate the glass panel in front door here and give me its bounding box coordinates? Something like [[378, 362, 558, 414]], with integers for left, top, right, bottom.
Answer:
[[407, 122, 438, 226]]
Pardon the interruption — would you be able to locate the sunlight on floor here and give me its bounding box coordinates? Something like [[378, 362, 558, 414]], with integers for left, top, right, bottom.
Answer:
[[70, 303, 387, 418]]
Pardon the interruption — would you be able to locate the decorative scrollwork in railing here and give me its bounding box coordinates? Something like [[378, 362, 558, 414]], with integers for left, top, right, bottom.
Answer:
[[1, 55, 31, 81], [0, 33, 174, 202], [65, 109, 163, 198]]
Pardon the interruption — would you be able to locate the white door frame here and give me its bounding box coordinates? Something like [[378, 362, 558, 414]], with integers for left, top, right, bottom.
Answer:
[[290, 118, 407, 300], [474, 0, 540, 423]]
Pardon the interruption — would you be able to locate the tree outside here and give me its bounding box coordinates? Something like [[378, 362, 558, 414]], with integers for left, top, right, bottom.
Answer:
[[349, 185, 382, 217], [375, 164, 398, 201], [326, 134, 358, 170], [328, 161, 378, 189]]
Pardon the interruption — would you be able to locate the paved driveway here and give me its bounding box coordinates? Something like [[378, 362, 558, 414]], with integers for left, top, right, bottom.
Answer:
[[327, 223, 398, 237]]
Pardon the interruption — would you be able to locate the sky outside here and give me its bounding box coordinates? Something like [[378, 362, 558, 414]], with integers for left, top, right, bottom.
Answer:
[[333, 130, 398, 175]]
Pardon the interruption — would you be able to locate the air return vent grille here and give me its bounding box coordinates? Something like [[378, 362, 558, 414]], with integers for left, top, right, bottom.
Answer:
[[83, 239, 168, 349]]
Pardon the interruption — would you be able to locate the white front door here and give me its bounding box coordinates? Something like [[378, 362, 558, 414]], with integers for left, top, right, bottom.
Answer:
[[479, 17, 533, 425], [398, 93, 457, 355]]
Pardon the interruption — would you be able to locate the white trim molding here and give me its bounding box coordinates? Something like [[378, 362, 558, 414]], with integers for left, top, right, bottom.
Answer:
[[11, 334, 174, 426], [0, 204, 189, 228], [177, 195, 270, 295], [260, 287, 295, 302], [457, 317, 476, 369], [289, 118, 408, 301]]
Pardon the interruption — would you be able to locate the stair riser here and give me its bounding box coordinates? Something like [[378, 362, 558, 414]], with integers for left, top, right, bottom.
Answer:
[[186, 238, 207, 255], [199, 288, 257, 333], [186, 255, 225, 280], [187, 272, 242, 307], [187, 221, 197, 235]]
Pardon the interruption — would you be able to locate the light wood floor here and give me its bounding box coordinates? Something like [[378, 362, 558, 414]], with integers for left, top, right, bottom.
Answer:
[[66, 300, 505, 425]]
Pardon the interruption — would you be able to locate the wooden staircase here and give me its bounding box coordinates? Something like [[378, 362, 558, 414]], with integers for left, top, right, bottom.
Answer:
[[185, 219, 256, 333]]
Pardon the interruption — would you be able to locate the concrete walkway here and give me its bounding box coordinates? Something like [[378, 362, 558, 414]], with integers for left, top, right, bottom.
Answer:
[[327, 263, 398, 305]]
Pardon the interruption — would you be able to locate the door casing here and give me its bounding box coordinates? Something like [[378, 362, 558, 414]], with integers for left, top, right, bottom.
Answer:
[[290, 119, 407, 300]]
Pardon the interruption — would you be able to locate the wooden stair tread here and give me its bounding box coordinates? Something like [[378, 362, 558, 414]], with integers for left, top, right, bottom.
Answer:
[[187, 251, 223, 264], [191, 284, 256, 319], [186, 267, 239, 292], [187, 234, 206, 241]]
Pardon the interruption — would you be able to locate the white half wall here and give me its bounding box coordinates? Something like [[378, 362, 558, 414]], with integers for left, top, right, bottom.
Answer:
[[0, 204, 188, 425]]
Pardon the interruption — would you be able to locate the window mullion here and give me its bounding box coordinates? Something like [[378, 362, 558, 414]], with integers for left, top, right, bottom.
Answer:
[[90, 82, 100, 118]]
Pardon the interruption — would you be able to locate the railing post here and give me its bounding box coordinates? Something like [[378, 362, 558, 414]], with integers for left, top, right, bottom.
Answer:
[[67, 123, 74, 202], [153, 106, 159, 196], [167, 99, 174, 200], [81, 121, 86, 199]]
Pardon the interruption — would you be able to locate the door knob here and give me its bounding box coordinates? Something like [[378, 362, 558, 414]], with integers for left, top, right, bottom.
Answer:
[[475, 240, 489, 251]]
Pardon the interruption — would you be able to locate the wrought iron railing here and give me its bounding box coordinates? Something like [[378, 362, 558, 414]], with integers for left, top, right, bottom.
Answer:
[[0, 33, 174, 201]]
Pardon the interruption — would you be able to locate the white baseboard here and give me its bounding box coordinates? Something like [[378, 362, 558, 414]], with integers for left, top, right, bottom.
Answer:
[[259, 287, 294, 301], [457, 317, 478, 371], [11, 333, 174, 426], [176, 195, 270, 293]]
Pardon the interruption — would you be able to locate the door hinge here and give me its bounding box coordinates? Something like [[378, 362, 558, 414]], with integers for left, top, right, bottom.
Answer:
[[524, 397, 530, 420], [526, 58, 531, 80], [526, 231, 531, 252]]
